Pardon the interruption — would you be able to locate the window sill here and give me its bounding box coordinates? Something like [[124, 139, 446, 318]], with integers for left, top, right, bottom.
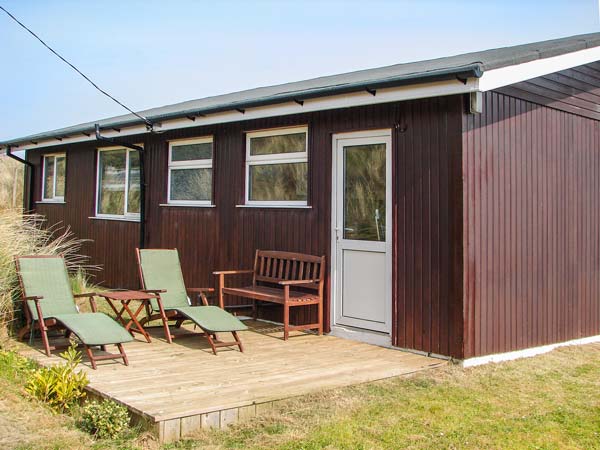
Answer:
[[36, 200, 66, 204], [89, 216, 140, 223], [159, 203, 216, 208], [236, 204, 312, 209]]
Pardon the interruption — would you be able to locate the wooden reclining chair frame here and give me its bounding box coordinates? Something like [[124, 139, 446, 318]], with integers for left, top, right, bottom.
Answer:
[[135, 248, 243, 354], [15, 256, 129, 369]]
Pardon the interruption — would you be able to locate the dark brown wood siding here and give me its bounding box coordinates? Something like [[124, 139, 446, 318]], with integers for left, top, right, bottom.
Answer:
[[495, 63, 600, 121], [463, 90, 600, 358], [28, 98, 464, 358]]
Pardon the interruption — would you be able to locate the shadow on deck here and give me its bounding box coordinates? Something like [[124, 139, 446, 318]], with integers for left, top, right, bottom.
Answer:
[[17, 320, 445, 443]]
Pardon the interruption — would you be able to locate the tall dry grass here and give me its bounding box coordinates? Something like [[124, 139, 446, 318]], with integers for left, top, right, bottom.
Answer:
[[0, 208, 93, 333]]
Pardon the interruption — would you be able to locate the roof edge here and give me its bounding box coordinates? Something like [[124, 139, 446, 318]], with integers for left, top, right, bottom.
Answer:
[[0, 64, 482, 148]]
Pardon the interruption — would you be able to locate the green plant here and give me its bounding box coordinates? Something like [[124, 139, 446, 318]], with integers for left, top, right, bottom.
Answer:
[[25, 343, 89, 412], [0, 348, 37, 383], [79, 399, 130, 439]]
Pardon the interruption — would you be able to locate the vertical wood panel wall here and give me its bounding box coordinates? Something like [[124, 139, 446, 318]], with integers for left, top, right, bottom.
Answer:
[[28, 98, 464, 358], [463, 90, 600, 358]]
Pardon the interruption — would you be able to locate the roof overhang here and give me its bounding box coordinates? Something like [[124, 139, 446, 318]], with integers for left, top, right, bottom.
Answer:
[[476, 44, 600, 92], [3, 38, 600, 153], [1, 65, 481, 152]]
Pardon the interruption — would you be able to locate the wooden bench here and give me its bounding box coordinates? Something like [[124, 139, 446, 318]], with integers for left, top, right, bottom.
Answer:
[[214, 250, 325, 340]]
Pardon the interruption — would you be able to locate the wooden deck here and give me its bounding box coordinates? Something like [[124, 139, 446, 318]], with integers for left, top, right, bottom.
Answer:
[[18, 321, 445, 443]]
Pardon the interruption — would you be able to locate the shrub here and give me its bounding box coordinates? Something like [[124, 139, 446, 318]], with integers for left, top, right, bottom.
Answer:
[[25, 343, 89, 412], [0, 208, 93, 331], [79, 399, 130, 439]]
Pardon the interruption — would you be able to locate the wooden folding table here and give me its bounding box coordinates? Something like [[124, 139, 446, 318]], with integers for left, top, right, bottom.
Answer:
[[98, 290, 159, 343]]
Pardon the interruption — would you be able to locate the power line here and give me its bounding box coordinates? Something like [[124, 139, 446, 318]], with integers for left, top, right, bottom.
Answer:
[[0, 5, 153, 129]]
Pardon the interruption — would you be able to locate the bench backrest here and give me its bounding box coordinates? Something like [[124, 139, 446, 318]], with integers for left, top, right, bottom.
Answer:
[[253, 250, 325, 291]]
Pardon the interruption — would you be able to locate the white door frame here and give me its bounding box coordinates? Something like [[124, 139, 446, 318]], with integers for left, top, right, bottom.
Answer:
[[330, 129, 393, 335]]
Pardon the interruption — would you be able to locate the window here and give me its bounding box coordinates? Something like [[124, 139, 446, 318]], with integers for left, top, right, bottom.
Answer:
[[96, 147, 140, 219], [167, 137, 213, 205], [42, 154, 66, 201], [245, 126, 308, 206]]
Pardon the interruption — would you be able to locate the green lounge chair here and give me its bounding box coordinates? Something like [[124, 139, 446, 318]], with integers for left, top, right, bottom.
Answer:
[[136, 248, 246, 354], [15, 255, 133, 369]]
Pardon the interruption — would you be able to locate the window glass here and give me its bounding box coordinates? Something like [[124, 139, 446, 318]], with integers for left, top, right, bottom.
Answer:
[[43, 157, 55, 200], [170, 168, 212, 201], [127, 151, 140, 214], [97, 149, 126, 215], [249, 132, 306, 156], [249, 162, 307, 202], [171, 142, 212, 162], [168, 138, 213, 204], [55, 156, 66, 198]]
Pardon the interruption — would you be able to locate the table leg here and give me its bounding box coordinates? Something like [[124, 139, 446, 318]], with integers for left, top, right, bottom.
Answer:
[[122, 301, 152, 343]]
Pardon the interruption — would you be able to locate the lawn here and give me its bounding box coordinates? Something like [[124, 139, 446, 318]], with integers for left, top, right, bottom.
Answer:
[[1, 338, 599, 449]]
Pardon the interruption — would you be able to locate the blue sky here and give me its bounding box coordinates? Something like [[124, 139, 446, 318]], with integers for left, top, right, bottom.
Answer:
[[0, 0, 598, 141]]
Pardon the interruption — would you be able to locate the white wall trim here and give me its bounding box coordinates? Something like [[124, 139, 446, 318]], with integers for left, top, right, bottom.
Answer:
[[477, 46, 600, 92], [462, 334, 600, 367], [14, 78, 477, 152]]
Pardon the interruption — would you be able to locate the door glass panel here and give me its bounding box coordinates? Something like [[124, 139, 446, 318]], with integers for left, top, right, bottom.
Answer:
[[343, 143, 386, 241]]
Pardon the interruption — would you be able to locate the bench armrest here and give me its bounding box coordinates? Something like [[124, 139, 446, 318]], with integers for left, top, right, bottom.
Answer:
[[213, 270, 254, 275], [278, 279, 317, 286]]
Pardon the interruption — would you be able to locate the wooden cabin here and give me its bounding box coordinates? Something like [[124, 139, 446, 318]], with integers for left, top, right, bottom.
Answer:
[[3, 33, 600, 364]]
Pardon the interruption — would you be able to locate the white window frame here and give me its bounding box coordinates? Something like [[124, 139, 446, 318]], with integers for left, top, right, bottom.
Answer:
[[245, 126, 308, 207], [167, 136, 214, 206], [41, 153, 66, 202], [95, 146, 142, 220]]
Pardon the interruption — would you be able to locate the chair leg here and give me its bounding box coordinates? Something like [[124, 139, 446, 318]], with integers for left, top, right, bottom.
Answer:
[[317, 301, 323, 336], [283, 304, 289, 341], [232, 331, 244, 352], [17, 325, 30, 341], [205, 334, 218, 355], [175, 319, 184, 329], [156, 304, 173, 344], [84, 345, 97, 370], [118, 343, 129, 366], [38, 321, 51, 357], [252, 300, 257, 320], [100, 345, 107, 352]]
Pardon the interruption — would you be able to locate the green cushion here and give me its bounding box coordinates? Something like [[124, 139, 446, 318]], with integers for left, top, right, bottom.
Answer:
[[54, 313, 134, 346], [138, 249, 189, 310], [174, 306, 247, 333], [17, 257, 78, 320]]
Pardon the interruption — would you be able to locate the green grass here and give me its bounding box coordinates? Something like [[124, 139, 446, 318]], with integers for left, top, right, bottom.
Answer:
[[176, 343, 600, 450], [1, 340, 599, 449]]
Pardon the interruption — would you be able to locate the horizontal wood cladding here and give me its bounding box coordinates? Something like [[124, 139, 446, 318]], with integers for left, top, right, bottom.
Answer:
[[28, 98, 464, 357], [495, 62, 600, 120], [463, 91, 600, 358]]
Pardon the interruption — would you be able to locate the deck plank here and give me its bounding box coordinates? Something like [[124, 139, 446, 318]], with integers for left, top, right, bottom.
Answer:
[[17, 321, 444, 424]]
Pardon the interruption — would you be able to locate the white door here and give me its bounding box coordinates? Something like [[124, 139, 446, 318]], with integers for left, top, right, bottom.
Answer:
[[331, 130, 392, 334]]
